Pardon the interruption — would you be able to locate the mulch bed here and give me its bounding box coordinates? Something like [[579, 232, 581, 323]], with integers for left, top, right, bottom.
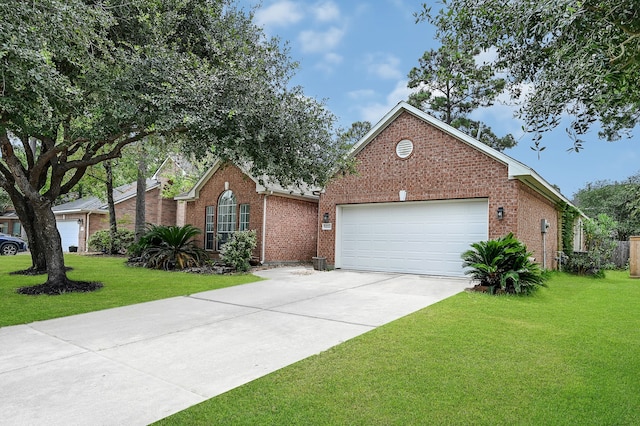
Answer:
[[17, 280, 103, 296]]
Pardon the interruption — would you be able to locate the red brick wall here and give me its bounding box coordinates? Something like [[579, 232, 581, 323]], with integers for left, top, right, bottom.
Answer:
[[85, 186, 178, 252], [516, 182, 559, 269], [318, 110, 558, 268], [183, 163, 318, 263], [115, 187, 157, 228], [264, 195, 318, 262], [184, 164, 264, 258]]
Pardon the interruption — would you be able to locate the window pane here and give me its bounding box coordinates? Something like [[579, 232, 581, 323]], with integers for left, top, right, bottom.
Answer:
[[217, 190, 237, 250], [205, 205, 215, 250], [239, 204, 250, 231]]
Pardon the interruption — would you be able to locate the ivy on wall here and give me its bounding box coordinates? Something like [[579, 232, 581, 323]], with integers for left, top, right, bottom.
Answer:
[[559, 202, 581, 254]]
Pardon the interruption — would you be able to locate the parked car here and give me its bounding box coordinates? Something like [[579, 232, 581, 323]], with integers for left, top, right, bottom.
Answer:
[[0, 233, 28, 255]]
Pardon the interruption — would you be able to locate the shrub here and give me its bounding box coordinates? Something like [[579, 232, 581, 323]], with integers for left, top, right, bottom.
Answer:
[[565, 213, 617, 277], [565, 252, 604, 278], [220, 230, 257, 272], [461, 233, 546, 294], [88, 229, 135, 254], [134, 224, 209, 270]]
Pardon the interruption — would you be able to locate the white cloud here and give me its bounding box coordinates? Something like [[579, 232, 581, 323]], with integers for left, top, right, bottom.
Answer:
[[255, 1, 304, 28], [312, 1, 340, 22], [314, 52, 343, 73], [299, 26, 345, 53], [324, 52, 343, 65], [365, 53, 403, 80], [347, 89, 376, 100], [356, 80, 413, 123]]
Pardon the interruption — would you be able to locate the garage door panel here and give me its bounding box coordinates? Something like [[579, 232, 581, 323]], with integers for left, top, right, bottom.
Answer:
[[338, 199, 488, 276], [56, 221, 79, 252]]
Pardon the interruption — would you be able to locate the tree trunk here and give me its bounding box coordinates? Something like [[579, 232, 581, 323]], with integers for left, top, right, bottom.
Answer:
[[135, 151, 147, 242], [18, 199, 103, 294], [35, 202, 69, 286], [104, 160, 118, 254], [4, 187, 47, 273]]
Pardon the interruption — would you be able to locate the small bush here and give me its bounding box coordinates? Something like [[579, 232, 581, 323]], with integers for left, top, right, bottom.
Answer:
[[88, 229, 135, 254], [565, 214, 617, 277], [461, 233, 546, 295], [220, 230, 257, 272], [565, 252, 605, 278]]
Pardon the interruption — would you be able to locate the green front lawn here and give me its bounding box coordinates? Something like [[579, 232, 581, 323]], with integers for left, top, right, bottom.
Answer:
[[0, 255, 260, 327], [158, 271, 640, 425]]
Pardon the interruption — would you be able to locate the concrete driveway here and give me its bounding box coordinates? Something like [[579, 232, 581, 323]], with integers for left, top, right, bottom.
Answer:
[[0, 267, 469, 425]]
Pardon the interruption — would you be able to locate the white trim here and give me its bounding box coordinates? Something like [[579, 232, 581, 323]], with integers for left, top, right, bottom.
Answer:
[[174, 161, 223, 201], [261, 195, 267, 264], [151, 157, 172, 180], [176, 160, 319, 202], [85, 212, 92, 252], [334, 205, 343, 269]]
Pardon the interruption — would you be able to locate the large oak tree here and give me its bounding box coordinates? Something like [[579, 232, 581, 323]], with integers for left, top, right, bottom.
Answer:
[[0, 0, 347, 293]]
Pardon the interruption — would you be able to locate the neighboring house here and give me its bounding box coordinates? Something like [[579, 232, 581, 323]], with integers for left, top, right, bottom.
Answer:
[[52, 156, 192, 252], [317, 102, 580, 276], [53, 178, 176, 252], [52, 196, 106, 252], [176, 161, 319, 264], [0, 209, 23, 238]]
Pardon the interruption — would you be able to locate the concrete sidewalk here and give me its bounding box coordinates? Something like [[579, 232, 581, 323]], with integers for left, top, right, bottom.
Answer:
[[0, 267, 469, 425]]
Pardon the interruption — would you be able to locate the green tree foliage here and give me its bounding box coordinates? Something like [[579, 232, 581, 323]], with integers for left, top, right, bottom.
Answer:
[[0, 188, 10, 213], [573, 173, 640, 240], [560, 202, 581, 254], [461, 233, 546, 294], [450, 117, 516, 152], [407, 38, 516, 151], [418, 0, 640, 150], [0, 0, 347, 291], [338, 121, 372, 147], [219, 230, 257, 272]]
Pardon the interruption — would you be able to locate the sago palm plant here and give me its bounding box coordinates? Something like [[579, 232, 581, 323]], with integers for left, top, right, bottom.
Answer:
[[138, 224, 209, 270], [461, 233, 546, 294]]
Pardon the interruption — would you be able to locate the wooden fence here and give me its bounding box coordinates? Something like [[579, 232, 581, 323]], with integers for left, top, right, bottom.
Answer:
[[611, 241, 630, 269]]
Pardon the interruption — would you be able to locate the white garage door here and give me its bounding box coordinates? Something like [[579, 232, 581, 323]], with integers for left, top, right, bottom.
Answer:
[[56, 220, 79, 252], [337, 199, 488, 276]]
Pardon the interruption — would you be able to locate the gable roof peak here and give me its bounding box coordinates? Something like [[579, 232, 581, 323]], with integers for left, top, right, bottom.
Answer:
[[351, 101, 575, 208]]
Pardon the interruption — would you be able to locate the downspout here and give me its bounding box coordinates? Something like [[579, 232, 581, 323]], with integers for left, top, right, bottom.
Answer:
[[85, 212, 92, 252], [316, 194, 321, 259], [261, 194, 267, 264], [542, 231, 547, 269]]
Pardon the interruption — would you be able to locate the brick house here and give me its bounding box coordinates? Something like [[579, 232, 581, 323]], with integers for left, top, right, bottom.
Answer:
[[52, 156, 188, 252], [317, 102, 578, 276], [52, 178, 178, 252], [176, 161, 318, 264]]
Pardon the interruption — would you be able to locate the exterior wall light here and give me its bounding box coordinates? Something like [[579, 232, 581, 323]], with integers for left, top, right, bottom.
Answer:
[[323, 212, 330, 223], [497, 207, 504, 220]]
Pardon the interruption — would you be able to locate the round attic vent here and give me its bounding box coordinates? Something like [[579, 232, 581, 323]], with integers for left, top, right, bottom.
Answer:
[[395, 139, 414, 159]]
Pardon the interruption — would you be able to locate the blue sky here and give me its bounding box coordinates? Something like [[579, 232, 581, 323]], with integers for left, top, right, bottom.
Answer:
[[239, 0, 640, 199]]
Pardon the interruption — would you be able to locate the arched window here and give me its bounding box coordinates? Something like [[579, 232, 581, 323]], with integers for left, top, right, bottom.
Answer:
[[217, 190, 237, 250]]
